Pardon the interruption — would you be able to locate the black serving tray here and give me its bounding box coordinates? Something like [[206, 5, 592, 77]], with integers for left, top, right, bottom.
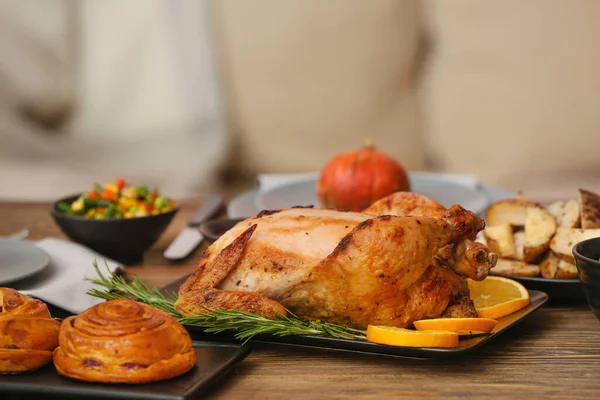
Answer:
[[163, 276, 548, 359], [0, 341, 250, 400]]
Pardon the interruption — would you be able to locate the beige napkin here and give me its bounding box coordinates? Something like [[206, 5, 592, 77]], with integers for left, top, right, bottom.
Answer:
[[12, 238, 121, 314]]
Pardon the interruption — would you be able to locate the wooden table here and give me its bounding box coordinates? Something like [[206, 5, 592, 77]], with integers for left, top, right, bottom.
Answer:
[[1, 199, 600, 399]]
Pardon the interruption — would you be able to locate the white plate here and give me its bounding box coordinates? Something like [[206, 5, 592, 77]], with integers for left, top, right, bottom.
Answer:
[[228, 175, 515, 219], [0, 239, 50, 285]]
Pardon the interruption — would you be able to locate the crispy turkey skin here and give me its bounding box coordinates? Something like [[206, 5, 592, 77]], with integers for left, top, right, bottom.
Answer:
[[175, 193, 497, 329]]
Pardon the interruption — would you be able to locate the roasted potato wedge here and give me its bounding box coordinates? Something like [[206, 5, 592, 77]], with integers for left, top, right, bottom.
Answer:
[[549, 228, 600, 264], [483, 224, 515, 259], [547, 199, 580, 229], [556, 259, 579, 279], [523, 206, 557, 263], [491, 259, 540, 277], [513, 231, 525, 261], [484, 189, 600, 279], [539, 251, 559, 279], [580, 189, 600, 229], [485, 199, 537, 227]]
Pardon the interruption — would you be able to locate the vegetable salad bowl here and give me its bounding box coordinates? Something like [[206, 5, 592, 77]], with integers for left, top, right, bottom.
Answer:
[[51, 194, 178, 264]]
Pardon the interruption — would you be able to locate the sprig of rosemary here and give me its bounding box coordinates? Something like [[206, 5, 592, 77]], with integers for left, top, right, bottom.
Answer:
[[86, 260, 178, 315], [179, 309, 367, 342], [85, 261, 367, 343]]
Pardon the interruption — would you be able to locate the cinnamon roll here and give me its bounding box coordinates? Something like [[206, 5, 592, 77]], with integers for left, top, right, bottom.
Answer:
[[0, 288, 61, 374], [53, 299, 196, 384]]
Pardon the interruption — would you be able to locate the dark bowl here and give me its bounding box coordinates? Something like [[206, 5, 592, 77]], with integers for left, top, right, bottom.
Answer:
[[50, 194, 178, 265], [572, 237, 600, 322]]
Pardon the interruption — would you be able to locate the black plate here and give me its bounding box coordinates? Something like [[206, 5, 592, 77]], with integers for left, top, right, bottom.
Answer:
[[163, 276, 548, 359], [199, 218, 245, 241], [0, 342, 250, 400], [491, 273, 585, 302]]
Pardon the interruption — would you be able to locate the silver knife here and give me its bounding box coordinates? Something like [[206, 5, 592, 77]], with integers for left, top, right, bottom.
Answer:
[[163, 195, 225, 260]]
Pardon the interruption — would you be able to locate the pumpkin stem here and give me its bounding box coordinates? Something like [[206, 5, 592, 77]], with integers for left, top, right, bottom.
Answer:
[[363, 137, 375, 149]]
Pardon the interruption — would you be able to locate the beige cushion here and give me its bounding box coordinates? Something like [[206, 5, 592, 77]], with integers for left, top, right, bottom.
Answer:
[[422, 0, 600, 197], [0, 0, 228, 200], [212, 0, 426, 175]]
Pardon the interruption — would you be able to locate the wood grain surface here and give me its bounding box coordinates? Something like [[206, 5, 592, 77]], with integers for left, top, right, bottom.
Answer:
[[1, 199, 599, 399]]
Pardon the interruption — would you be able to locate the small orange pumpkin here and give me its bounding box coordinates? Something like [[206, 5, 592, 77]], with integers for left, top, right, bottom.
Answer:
[[316, 139, 410, 211]]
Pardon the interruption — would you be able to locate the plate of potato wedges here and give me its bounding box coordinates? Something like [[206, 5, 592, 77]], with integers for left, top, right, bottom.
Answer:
[[477, 188, 600, 301]]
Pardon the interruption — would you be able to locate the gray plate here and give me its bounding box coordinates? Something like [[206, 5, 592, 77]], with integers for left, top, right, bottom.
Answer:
[[228, 176, 515, 219], [0, 239, 50, 285], [255, 176, 489, 213]]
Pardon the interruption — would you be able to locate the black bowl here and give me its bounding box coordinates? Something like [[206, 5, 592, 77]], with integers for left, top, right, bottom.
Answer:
[[572, 237, 600, 321], [50, 194, 178, 265]]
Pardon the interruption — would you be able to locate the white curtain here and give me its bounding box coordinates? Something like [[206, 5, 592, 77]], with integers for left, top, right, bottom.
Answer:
[[0, 0, 228, 200]]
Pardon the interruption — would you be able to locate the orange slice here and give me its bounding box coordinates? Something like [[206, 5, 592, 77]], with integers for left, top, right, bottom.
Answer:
[[413, 318, 497, 336], [366, 325, 459, 348], [467, 276, 531, 319]]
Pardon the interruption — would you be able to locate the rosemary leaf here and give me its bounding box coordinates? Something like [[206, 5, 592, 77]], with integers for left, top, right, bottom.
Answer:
[[85, 260, 178, 316], [85, 260, 367, 343]]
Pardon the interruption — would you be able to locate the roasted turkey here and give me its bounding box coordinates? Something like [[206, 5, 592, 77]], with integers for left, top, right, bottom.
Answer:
[[175, 193, 498, 329]]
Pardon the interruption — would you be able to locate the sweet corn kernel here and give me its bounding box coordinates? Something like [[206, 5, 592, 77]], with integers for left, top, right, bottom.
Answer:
[[72, 200, 84, 212], [124, 212, 135, 218], [121, 186, 138, 199], [118, 198, 136, 212], [95, 214, 104, 220]]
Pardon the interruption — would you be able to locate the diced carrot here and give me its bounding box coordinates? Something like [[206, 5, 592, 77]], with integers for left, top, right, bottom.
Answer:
[[147, 192, 157, 202], [169, 200, 176, 208], [146, 204, 155, 213], [115, 177, 126, 191], [87, 190, 100, 199], [101, 188, 117, 201]]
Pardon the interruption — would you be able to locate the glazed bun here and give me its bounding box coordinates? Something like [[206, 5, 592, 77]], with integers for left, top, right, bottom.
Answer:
[[53, 299, 196, 384], [0, 288, 61, 374]]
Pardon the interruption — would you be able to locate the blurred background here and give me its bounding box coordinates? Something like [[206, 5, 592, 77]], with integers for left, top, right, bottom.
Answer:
[[1, 0, 600, 201]]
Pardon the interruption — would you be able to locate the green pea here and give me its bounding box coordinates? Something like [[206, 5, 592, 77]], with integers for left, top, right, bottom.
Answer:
[[154, 196, 169, 209], [137, 185, 149, 199], [102, 203, 117, 218], [85, 199, 112, 208]]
